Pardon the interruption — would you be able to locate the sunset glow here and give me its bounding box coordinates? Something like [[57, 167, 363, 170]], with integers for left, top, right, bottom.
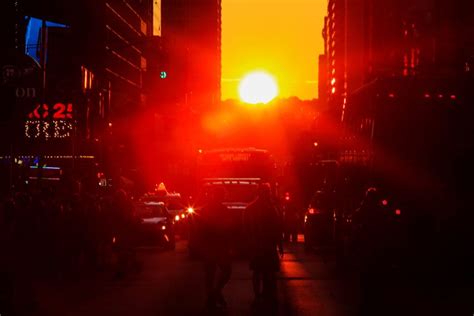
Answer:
[[222, 0, 326, 100], [239, 71, 278, 104]]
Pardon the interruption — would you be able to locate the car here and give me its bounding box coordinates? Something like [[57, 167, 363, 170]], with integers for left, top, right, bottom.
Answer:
[[138, 191, 192, 236], [134, 201, 176, 249], [303, 189, 338, 251], [166, 201, 193, 235]]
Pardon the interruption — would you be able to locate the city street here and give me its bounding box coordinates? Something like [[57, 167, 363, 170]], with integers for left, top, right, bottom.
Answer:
[[35, 238, 358, 316], [2, 1, 474, 315]]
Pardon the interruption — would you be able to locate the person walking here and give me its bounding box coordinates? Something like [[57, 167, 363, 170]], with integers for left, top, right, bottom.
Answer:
[[195, 186, 233, 309], [111, 189, 137, 278], [244, 183, 283, 305]]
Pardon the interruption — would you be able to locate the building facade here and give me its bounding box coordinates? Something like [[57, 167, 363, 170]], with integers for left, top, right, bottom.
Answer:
[[0, 0, 160, 188], [321, 0, 474, 123], [322, 0, 365, 122], [161, 0, 222, 112]]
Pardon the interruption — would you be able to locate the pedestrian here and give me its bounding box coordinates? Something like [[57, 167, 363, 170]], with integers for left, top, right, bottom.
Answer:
[[244, 183, 283, 305], [111, 189, 138, 278], [282, 198, 299, 243], [195, 186, 233, 309]]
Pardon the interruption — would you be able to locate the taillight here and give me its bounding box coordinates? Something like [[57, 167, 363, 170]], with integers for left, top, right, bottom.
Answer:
[[308, 208, 320, 215], [395, 209, 401, 216], [382, 199, 388, 206]]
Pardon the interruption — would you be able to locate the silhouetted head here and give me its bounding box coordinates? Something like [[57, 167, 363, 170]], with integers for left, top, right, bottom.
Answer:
[[364, 187, 379, 204]]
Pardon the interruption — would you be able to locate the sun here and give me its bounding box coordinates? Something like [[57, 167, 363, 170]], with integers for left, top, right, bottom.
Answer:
[[238, 71, 279, 104]]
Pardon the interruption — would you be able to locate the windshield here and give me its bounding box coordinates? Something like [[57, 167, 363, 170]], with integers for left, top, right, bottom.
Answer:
[[310, 191, 336, 210], [204, 184, 259, 203], [167, 202, 183, 211], [135, 203, 169, 218], [198, 150, 275, 180]]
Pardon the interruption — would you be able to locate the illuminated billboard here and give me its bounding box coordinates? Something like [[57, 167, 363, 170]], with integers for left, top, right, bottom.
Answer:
[[25, 102, 74, 140]]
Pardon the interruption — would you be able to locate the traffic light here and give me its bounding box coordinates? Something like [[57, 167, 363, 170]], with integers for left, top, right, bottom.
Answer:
[[160, 71, 167, 79]]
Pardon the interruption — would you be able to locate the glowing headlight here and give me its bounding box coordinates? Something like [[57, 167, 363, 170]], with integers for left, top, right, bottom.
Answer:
[[175, 215, 180, 222], [161, 225, 166, 231], [187, 207, 194, 214], [181, 214, 185, 219]]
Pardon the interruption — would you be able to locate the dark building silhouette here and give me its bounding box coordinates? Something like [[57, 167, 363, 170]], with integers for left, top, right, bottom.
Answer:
[[318, 54, 327, 111], [320, 0, 474, 123], [0, 0, 161, 186], [161, 0, 222, 112], [318, 0, 474, 227]]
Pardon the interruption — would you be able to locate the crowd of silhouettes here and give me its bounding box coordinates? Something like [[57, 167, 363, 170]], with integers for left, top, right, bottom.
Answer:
[[0, 179, 138, 315], [193, 183, 284, 311]]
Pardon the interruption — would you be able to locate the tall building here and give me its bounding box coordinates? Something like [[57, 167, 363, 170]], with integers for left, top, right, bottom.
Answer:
[[320, 0, 474, 168], [320, 0, 474, 122], [322, 0, 365, 122], [0, 0, 160, 185], [161, 0, 222, 112], [318, 54, 327, 111]]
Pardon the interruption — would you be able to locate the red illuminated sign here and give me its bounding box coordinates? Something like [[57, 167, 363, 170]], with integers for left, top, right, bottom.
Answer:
[[219, 153, 251, 162], [27, 103, 73, 120], [24, 102, 74, 140]]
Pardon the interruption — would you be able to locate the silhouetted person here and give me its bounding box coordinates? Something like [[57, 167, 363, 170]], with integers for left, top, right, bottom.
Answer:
[[244, 183, 283, 305], [195, 187, 233, 309], [282, 200, 299, 243], [111, 189, 137, 278], [352, 187, 390, 315], [352, 187, 389, 255]]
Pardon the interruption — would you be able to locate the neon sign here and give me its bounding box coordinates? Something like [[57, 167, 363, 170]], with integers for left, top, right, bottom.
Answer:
[[27, 103, 73, 119], [24, 102, 74, 140], [25, 120, 73, 139]]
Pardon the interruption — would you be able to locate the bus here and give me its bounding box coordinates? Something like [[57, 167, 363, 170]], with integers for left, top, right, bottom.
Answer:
[[196, 148, 277, 208], [188, 148, 278, 256]]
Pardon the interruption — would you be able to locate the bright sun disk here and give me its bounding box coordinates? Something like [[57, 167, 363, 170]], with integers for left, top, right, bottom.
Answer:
[[239, 71, 278, 104]]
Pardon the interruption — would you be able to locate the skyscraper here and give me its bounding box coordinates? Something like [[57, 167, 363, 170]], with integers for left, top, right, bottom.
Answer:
[[322, 0, 365, 122], [161, 0, 222, 112], [0, 0, 159, 172], [320, 0, 474, 122]]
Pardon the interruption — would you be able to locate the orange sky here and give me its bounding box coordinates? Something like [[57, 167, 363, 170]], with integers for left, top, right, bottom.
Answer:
[[222, 0, 326, 101]]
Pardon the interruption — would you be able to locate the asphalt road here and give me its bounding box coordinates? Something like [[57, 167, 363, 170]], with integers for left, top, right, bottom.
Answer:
[[32, 236, 474, 316], [35, 238, 358, 316]]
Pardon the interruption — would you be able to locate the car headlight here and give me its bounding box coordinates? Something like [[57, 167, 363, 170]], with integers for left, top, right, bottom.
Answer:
[[175, 215, 180, 222], [161, 225, 166, 231]]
